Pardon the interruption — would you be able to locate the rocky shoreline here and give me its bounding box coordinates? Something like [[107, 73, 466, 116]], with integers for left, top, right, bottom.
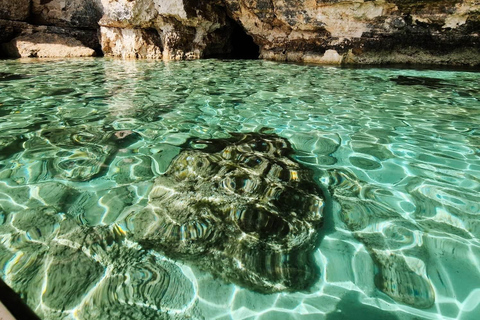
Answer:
[[1, 0, 480, 66]]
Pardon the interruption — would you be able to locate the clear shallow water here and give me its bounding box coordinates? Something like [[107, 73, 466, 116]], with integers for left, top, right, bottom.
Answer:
[[0, 58, 479, 320]]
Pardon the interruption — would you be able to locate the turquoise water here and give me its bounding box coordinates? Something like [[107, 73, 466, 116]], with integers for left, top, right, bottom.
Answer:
[[0, 58, 479, 320]]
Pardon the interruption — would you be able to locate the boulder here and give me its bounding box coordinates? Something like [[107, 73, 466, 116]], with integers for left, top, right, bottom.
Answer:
[[2, 32, 96, 58]]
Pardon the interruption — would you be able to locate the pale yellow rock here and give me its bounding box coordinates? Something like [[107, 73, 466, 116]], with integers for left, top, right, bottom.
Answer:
[[2, 33, 96, 58], [100, 26, 162, 59], [99, 0, 157, 28], [443, 1, 480, 29], [225, 0, 480, 65], [98, 0, 228, 60], [316, 1, 394, 38], [304, 50, 343, 65]]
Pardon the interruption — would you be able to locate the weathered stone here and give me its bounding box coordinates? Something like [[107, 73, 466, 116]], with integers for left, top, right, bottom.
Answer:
[[0, 19, 27, 46], [100, 26, 163, 59], [31, 0, 103, 29], [225, 0, 480, 66], [0, 19, 101, 56], [98, 0, 232, 59], [2, 0, 479, 64], [2, 32, 97, 58], [0, 0, 31, 21]]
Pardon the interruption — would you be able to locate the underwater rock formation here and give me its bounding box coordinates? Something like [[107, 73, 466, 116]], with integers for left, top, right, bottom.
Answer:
[[325, 169, 436, 309], [0, 207, 197, 319], [21, 126, 139, 182], [0, 129, 439, 315], [122, 132, 325, 293]]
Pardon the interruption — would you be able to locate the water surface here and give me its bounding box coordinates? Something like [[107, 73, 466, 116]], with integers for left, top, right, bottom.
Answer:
[[0, 58, 479, 320]]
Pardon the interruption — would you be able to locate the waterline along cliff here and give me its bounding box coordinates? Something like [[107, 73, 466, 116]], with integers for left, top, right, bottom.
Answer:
[[1, 0, 479, 65]]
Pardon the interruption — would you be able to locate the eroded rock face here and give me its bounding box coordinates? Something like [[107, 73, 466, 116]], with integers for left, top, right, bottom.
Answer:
[[100, 26, 163, 59], [0, 0, 103, 58], [0, 0, 31, 21], [224, 0, 480, 65], [2, 32, 96, 58], [31, 0, 103, 29], [1, 0, 480, 64], [122, 132, 325, 293], [99, 0, 232, 59]]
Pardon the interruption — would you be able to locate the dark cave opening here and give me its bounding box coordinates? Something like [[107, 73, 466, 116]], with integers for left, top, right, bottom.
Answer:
[[228, 17, 260, 59], [205, 16, 259, 59]]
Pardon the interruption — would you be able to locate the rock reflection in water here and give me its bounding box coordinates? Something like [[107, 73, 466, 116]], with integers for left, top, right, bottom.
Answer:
[[121, 132, 325, 293]]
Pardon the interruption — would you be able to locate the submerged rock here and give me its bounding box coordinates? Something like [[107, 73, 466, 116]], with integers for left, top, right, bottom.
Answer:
[[22, 126, 139, 181], [0, 215, 198, 320], [0, 130, 440, 315], [391, 76, 452, 90], [0, 72, 30, 82], [122, 132, 325, 293], [330, 170, 436, 309]]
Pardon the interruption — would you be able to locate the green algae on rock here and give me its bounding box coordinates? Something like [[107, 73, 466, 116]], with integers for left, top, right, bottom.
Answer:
[[121, 132, 325, 293]]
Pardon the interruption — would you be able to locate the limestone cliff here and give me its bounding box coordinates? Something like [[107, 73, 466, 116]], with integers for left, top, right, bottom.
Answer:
[[0, 0, 101, 58], [0, 0, 234, 60], [1, 0, 479, 65], [224, 0, 480, 65], [98, 0, 231, 59]]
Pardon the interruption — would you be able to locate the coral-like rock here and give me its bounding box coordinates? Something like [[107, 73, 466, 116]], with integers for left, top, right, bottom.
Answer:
[[122, 132, 325, 293]]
